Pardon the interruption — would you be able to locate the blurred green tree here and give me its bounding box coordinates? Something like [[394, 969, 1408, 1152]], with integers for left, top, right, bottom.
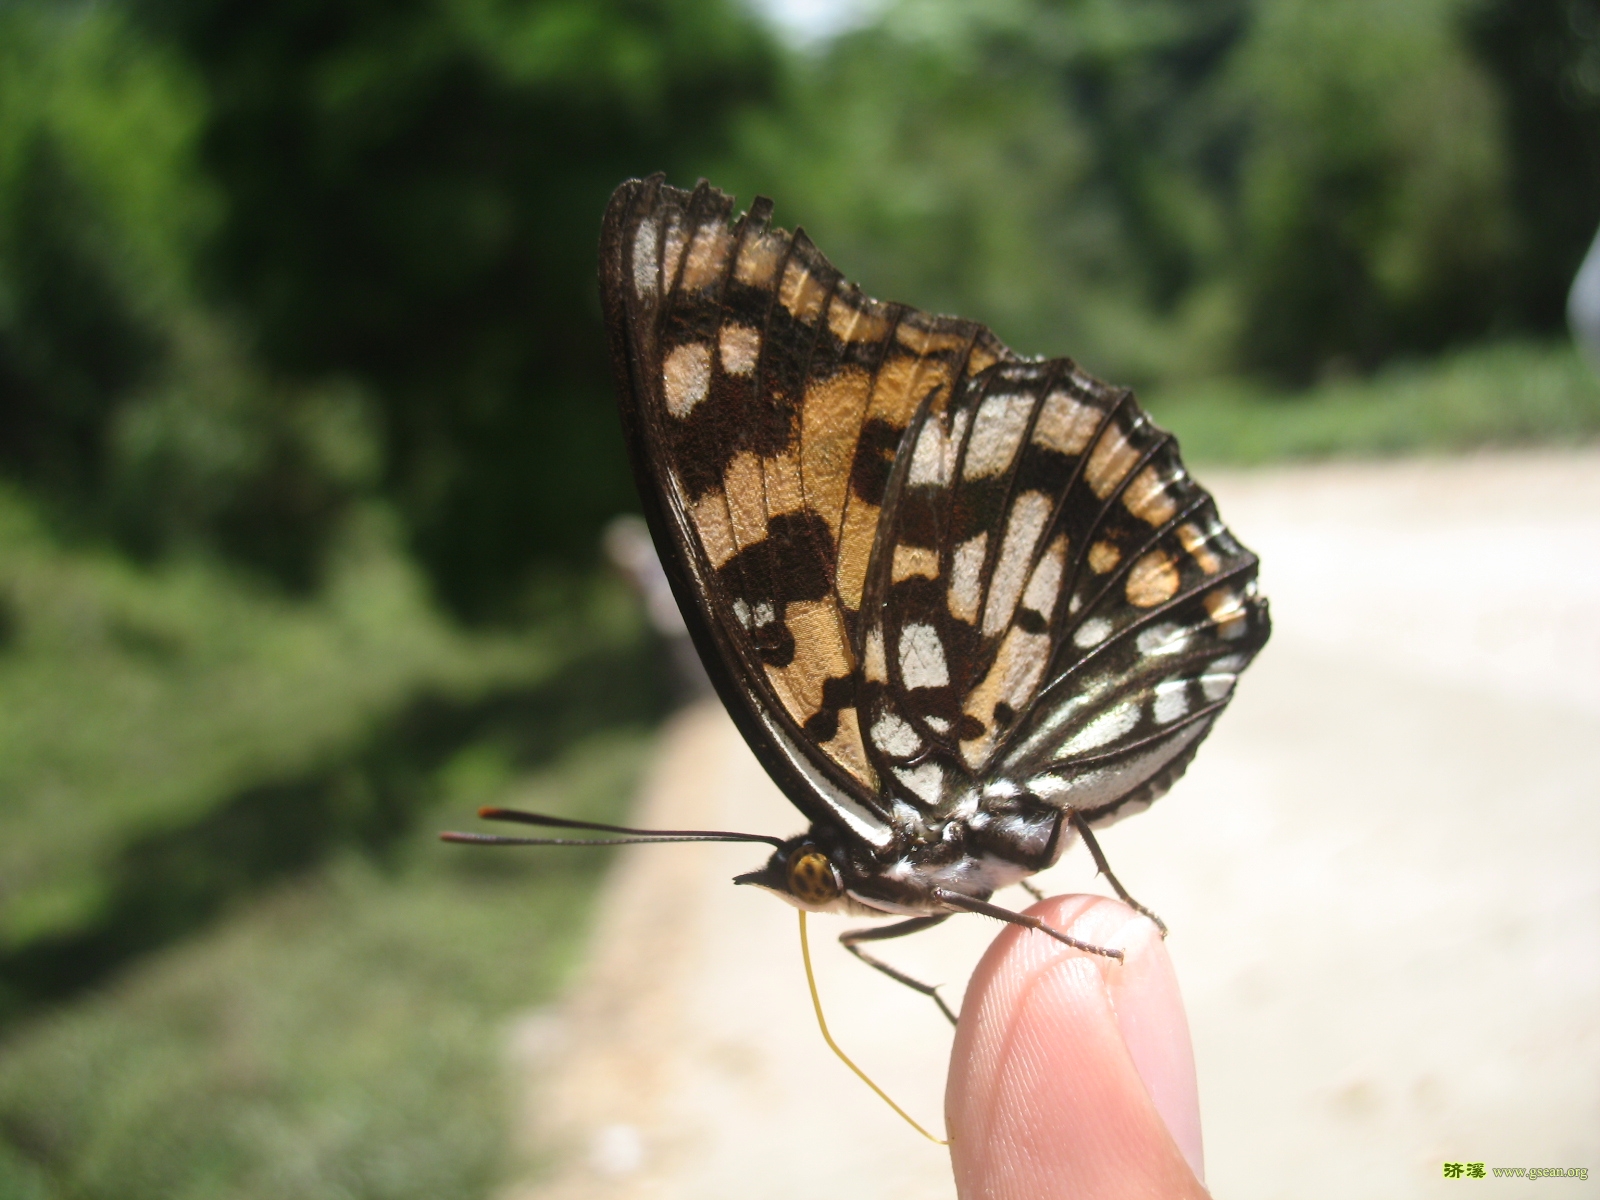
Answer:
[[737, 0, 1598, 386], [0, 4, 374, 590], [730, 0, 1254, 384], [1230, 0, 1514, 381], [4, 0, 1596, 605], [135, 0, 778, 619], [1466, 0, 1600, 331]]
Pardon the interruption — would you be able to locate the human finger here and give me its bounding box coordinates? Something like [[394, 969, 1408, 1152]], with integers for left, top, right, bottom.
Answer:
[[945, 894, 1207, 1199]]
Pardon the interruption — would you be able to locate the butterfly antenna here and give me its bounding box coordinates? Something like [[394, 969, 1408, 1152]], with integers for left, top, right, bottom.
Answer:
[[797, 910, 950, 1145], [439, 806, 786, 849]]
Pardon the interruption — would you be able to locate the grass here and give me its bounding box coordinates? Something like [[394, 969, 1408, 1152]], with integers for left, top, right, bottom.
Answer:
[[1144, 339, 1600, 464], [0, 480, 671, 1199], [0, 732, 653, 1200], [0, 492, 560, 957]]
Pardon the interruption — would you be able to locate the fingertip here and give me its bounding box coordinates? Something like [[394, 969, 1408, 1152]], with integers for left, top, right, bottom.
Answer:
[[1105, 913, 1204, 1181], [945, 896, 1207, 1199]]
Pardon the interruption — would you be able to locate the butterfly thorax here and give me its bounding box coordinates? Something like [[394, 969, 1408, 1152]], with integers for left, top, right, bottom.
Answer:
[[734, 785, 1071, 917]]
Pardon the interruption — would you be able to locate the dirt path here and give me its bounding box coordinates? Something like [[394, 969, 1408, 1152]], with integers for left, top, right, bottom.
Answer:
[[504, 449, 1600, 1200]]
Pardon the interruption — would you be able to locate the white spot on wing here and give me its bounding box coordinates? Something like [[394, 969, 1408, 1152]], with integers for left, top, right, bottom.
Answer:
[[1028, 773, 1068, 800], [925, 715, 951, 733], [963, 393, 1034, 478], [719, 324, 760, 375], [945, 410, 970, 480], [663, 343, 711, 417], [1058, 700, 1141, 755], [1073, 616, 1113, 648], [732, 598, 751, 628], [661, 216, 687, 289], [1153, 679, 1190, 724], [631, 218, 659, 298], [948, 533, 987, 623], [894, 763, 944, 805], [1022, 535, 1067, 618], [908, 419, 947, 487], [899, 623, 950, 689], [1136, 623, 1192, 657], [871, 712, 921, 757], [1199, 672, 1236, 701], [983, 491, 1052, 636]]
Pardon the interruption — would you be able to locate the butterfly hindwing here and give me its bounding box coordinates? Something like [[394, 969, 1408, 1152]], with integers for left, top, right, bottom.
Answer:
[[601, 175, 1268, 855]]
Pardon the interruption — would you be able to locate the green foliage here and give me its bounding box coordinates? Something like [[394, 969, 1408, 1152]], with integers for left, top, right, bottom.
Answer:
[[1147, 339, 1600, 462], [0, 2, 202, 503], [5, 0, 1594, 605], [0, 733, 651, 1200], [0, 481, 662, 1022], [138, 0, 780, 618], [0, 3, 370, 590], [1230, 0, 1511, 380], [730, 0, 1255, 384], [738, 0, 1599, 386], [1467, 0, 1600, 329]]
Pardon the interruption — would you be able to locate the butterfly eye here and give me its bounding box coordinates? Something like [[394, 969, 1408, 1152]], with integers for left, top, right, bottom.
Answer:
[[786, 846, 842, 906]]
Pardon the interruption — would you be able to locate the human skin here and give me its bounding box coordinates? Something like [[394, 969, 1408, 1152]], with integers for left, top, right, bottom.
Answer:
[[946, 895, 1209, 1199]]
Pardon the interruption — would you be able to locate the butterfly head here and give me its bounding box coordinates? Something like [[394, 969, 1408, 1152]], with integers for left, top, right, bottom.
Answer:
[[734, 831, 882, 914]]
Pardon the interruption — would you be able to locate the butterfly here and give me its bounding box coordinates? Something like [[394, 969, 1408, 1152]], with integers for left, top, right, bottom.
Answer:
[[448, 175, 1269, 1030]]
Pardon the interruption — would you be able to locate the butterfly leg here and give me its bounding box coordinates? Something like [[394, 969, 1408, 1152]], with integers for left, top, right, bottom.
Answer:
[[840, 916, 959, 1026], [1069, 810, 1169, 936], [1018, 878, 1047, 903], [932, 889, 1125, 962]]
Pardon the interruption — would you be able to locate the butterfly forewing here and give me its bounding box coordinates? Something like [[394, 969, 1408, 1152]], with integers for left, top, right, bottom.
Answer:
[[600, 176, 1268, 857]]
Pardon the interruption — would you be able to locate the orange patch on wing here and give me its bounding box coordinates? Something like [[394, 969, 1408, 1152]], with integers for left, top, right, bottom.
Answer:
[[764, 599, 854, 721], [1125, 549, 1179, 607], [959, 626, 1051, 769], [801, 367, 873, 537], [1204, 586, 1248, 635], [735, 230, 785, 288], [891, 544, 939, 582], [895, 321, 968, 356], [723, 452, 768, 549], [1177, 522, 1220, 574], [827, 295, 892, 344], [836, 500, 881, 611], [679, 224, 731, 292], [779, 260, 829, 324], [820, 707, 877, 788], [1088, 540, 1121, 574], [763, 451, 804, 516], [966, 343, 1003, 375], [869, 353, 952, 428], [1122, 465, 1178, 526], [1085, 422, 1140, 498], [688, 488, 736, 569]]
